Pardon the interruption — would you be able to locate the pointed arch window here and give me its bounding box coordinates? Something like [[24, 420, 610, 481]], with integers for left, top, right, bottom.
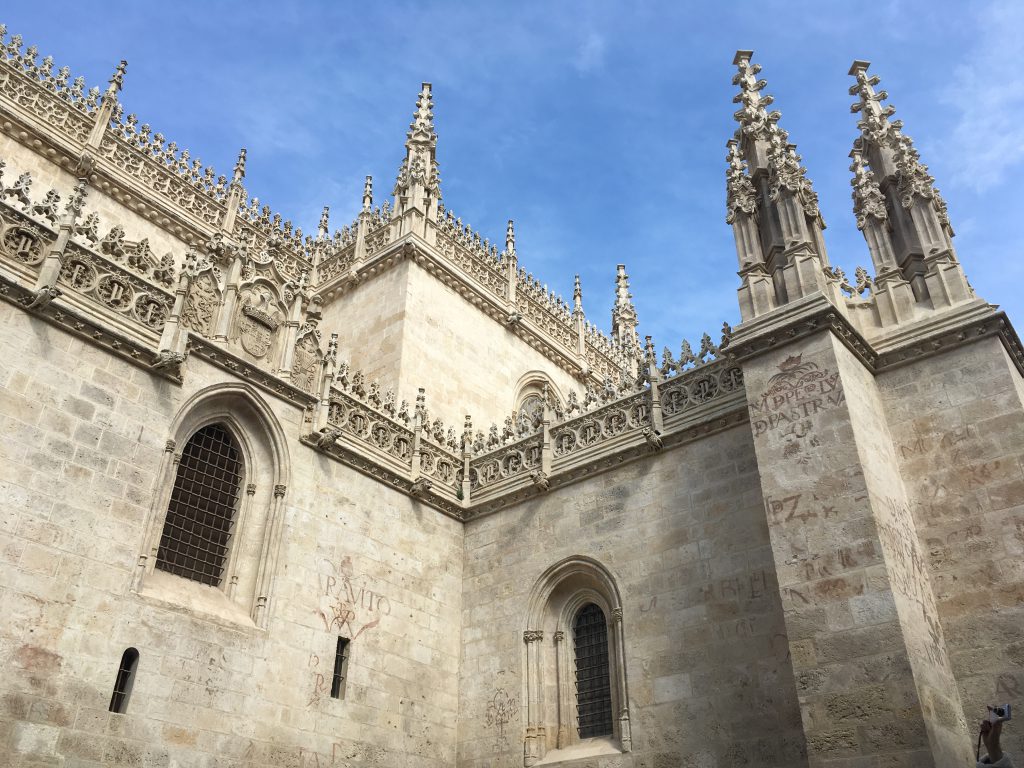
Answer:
[[573, 603, 613, 738], [156, 423, 243, 586], [109, 647, 139, 714]]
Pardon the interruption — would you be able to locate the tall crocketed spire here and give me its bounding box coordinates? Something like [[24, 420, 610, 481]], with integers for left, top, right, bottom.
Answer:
[[611, 264, 639, 353], [232, 148, 247, 186], [572, 274, 583, 316], [105, 59, 127, 100], [727, 51, 831, 321], [393, 82, 441, 217], [362, 175, 373, 211], [317, 206, 330, 241], [848, 60, 970, 309], [505, 219, 515, 258]]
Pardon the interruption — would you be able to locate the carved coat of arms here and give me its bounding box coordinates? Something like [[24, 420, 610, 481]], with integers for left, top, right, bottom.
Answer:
[[238, 290, 279, 358], [291, 330, 322, 394]]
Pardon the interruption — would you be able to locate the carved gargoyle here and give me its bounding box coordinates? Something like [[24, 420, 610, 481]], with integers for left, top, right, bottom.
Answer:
[[24, 285, 61, 310], [410, 477, 433, 498], [315, 426, 342, 450], [531, 471, 550, 492], [152, 349, 187, 373], [642, 428, 664, 452]]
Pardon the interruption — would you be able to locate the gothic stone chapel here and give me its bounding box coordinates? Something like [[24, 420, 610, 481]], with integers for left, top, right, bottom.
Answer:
[[1, 22, 1022, 768]]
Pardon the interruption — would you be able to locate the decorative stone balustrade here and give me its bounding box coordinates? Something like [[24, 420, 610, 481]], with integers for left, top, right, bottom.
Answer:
[[0, 26, 96, 143]]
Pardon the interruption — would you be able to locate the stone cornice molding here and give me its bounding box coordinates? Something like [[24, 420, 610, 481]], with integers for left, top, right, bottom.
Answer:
[[727, 291, 1024, 378]]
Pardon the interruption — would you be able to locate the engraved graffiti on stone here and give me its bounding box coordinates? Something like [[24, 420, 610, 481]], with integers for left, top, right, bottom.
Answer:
[[749, 354, 844, 437], [317, 558, 392, 641], [485, 688, 519, 751]]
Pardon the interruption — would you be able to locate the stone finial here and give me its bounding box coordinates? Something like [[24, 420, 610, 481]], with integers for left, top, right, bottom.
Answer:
[[505, 219, 515, 256], [415, 387, 427, 420], [325, 332, 338, 363], [105, 59, 127, 98], [318, 206, 330, 240], [848, 59, 898, 146], [573, 274, 583, 315], [409, 82, 436, 144], [644, 335, 657, 367], [362, 175, 373, 211], [65, 179, 88, 216], [731, 49, 779, 140], [232, 148, 247, 185]]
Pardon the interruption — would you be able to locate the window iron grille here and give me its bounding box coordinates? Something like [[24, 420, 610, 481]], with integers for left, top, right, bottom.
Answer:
[[156, 423, 242, 586], [109, 647, 139, 714], [574, 603, 613, 738], [331, 637, 350, 699]]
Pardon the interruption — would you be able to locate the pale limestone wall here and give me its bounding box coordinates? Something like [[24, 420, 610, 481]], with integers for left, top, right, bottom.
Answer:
[[319, 261, 410, 400], [398, 261, 581, 428], [0, 136, 192, 265], [457, 425, 806, 768], [879, 336, 1024, 760], [0, 303, 463, 767]]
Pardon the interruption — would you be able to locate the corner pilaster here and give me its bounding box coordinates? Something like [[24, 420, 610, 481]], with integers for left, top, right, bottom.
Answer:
[[733, 296, 972, 767]]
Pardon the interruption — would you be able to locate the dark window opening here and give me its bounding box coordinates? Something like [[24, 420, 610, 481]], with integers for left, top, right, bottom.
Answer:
[[574, 603, 613, 738], [156, 423, 242, 586], [109, 647, 139, 714], [331, 637, 350, 699]]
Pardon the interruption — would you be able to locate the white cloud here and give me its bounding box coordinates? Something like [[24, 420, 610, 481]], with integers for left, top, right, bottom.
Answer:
[[942, 0, 1024, 191], [574, 32, 607, 74]]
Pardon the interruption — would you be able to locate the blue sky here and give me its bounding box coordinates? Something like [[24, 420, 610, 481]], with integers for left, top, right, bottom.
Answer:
[[5, 1, 1023, 349]]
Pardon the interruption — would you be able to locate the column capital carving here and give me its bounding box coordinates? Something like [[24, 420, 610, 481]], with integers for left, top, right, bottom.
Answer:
[[246, 483, 257, 496], [553, 630, 565, 643], [164, 438, 176, 453], [612, 607, 623, 623], [523, 629, 544, 644], [273, 484, 286, 498]]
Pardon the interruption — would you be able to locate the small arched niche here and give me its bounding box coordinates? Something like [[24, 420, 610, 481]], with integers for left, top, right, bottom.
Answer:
[[513, 372, 564, 425]]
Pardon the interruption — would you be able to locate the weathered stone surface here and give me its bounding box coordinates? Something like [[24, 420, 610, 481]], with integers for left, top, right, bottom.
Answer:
[[1, 27, 1023, 768]]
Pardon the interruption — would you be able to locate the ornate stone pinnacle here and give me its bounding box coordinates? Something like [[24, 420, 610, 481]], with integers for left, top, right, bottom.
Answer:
[[849, 147, 888, 230], [318, 206, 329, 240], [362, 175, 373, 211], [725, 139, 756, 225], [232, 148, 247, 185], [505, 219, 515, 255], [731, 49, 779, 139], [765, 124, 821, 222], [573, 274, 583, 314], [106, 59, 127, 97]]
